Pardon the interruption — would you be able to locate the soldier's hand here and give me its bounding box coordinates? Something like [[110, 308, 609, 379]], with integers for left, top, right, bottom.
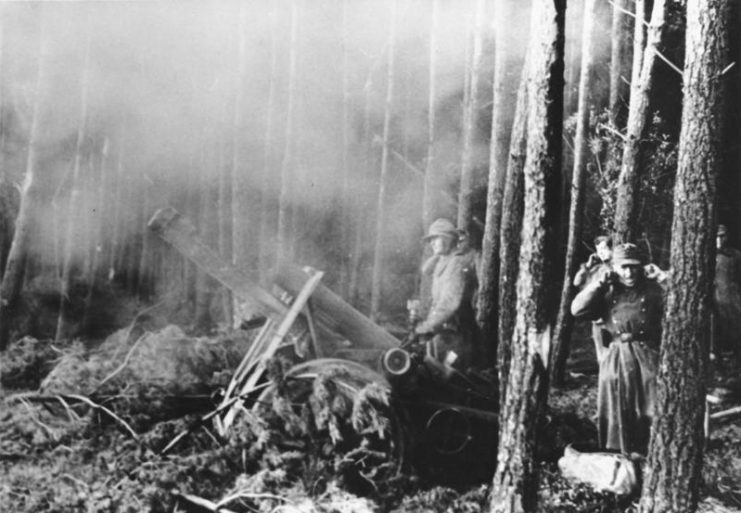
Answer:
[[644, 263, 668, 282], [586, 253, 600, 269], [597, 269, 615, 288], [415, 323, 433, 335]]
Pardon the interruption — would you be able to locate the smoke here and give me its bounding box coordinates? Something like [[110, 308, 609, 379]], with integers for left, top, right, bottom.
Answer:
[[0, 1, 544, 300]]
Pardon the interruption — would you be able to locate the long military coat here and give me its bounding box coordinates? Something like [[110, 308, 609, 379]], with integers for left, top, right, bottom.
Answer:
[[419, 251, 479, 368], [571, 276, 665, 454]]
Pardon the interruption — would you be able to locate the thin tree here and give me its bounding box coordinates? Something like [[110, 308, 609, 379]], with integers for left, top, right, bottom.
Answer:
[[457, 0, 485, 230], [231, 2, 248, 275], [0, 12, 48, 350], [477, 0, 526, 361], [55, 29, 92, 342], [277, 0, 300, 265], [608, 0, 634, 129], [82, 137, 110, 333], [422, 0, 439, 229], [613, 0, 669, 244], [258, 1, 280, 282], [550, 0, 599, 386], [489, 0, 565, 510], [219, 96, 233, 326], [496, 70, 528, 403], [639, 0, 729, 511], [369, 0, 398, 322], [338, 0, 352, 295]]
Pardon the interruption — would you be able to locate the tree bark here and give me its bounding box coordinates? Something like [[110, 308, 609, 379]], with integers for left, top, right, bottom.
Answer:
[[457, 0, 485, 230], [231, 2, 248, 275], [550, 0, 598, 387], [613, 0, 668, 244], [422, 0, 439, 230], [489, 0, 565, 510], [55, 29, 91, 342], [639, 1, 729, 511], [277, 0, 300, 265], [0, 12, 47, 350], [369, 0, 398, 322], [257, 3, 280, 283], [608, 0, 634, 129], [477, 0, 527, 363], [497, 70, 529, 405]]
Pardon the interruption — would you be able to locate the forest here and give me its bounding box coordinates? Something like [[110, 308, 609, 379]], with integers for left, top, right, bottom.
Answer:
[[0, 0, 740, 512]]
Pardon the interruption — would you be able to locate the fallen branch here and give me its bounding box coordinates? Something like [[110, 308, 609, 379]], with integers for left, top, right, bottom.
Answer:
[[711, 405, 741, 421], [95, 333, 146, 390], [64, 394, 140, 442], [171, 490, 239, 513]]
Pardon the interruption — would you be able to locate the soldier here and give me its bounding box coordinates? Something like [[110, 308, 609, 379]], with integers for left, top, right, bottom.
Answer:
[[571, 243, 666, 454], [415, 218, 479, 370], [573, 236, 613, 361], [713, 224, 741, 367]]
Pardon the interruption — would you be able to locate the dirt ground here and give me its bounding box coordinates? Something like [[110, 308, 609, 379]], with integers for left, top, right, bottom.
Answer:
[[1, 320, 740, 512]]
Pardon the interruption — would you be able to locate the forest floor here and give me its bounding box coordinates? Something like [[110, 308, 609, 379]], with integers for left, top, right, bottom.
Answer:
[[1, 321, 740, 513]]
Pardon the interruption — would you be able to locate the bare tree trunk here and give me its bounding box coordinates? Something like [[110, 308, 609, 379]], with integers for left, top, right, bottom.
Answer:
[[231, 2, 248, 274], [108, 129, 125, 281], [497, 71, 529, 405], [55, 29, 91, 342], [457, 0, 485, 230], [639, 1, 729, 511], [219, 98, 233, 327], [608, 0, 634, 129], [369, 0, 398, 322], [338, 0, 352, 295], [258, 2, 280, 282], [348, 68, 376, 308], [550, 0, 598, 387], [82, 137, 109, 334], [489, 0, 565, 510], [613, 0, 668, 244], [477, 0, 526, 363], [277, 0, 299, 265], [422, 0, 439, 230], [0, 13, 47, 350]]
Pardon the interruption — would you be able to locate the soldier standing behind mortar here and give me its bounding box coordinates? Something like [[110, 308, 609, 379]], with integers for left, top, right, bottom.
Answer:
[[413, 218, 480, 370], [571, 243, 667, 454], [573, 235, 614, 362]]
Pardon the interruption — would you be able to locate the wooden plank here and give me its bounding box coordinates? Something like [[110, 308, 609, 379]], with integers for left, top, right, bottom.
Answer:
[[219, 270, 325, 433], [273, 263, 400, 351], [148, 207, 287, 319]]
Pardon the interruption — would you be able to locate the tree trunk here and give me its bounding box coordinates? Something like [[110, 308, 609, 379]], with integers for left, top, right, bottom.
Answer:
[[82, 138, 109, 334], [477, 0, 526, 363], [219, 98, 233, 327], [613, 0, 668, 244], [231, 2, 248, 276], [258, 2, 280, 283], [457, 0, 485, 230], [369, 0, 398, 322], [422, 0, 439, 230], [608, 0, 634, 129], [277, 0, 300, 265], [497, 70, 529, 405], [338, 0, 352, 295], [639, 1, 728, 511], [489, 0, 565, 510], [55, 29, 91, 342], [550, 0, 598, 387], [0, 13, 47, 350]]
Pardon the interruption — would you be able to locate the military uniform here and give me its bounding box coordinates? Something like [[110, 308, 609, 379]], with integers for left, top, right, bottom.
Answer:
[[571, 274, 664, 454], [573, 258, 613, 360], [714, 246, 741, 364], [418, 251, 479, 369]]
